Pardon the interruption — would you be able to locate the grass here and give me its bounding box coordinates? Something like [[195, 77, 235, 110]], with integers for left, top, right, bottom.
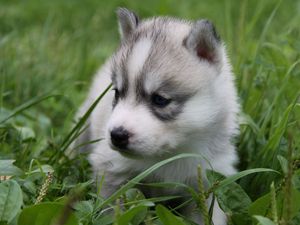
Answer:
[[0, 0, 300, 224]]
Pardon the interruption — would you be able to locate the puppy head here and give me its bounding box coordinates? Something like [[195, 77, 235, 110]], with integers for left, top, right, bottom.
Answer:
[[106, 8, 227, 158]]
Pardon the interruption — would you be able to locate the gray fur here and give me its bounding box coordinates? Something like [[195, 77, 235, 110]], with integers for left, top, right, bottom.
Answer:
[[184, 19, 220, 63], [111, 29, 197, 120], [117, 8, 139, 39], [137, 77, 195, 121]]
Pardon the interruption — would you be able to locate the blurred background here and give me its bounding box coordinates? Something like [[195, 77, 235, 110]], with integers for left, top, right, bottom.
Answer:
[[1, 0, 300, 201]]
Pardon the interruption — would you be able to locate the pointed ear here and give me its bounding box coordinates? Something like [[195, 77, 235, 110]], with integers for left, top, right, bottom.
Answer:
[[116, 8, 139, 40], [184, 19, 221, 63]]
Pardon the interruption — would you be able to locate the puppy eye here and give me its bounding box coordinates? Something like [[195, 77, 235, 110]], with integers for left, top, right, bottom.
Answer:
[[151, 94, 171, 107], [113, 89, 120, 101]]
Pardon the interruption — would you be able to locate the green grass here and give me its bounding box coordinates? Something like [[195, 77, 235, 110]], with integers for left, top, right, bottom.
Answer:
[[0, 0, 300, 224]]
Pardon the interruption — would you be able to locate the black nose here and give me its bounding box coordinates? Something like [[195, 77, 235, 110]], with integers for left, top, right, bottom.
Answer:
[[110, 127, 130, 149]]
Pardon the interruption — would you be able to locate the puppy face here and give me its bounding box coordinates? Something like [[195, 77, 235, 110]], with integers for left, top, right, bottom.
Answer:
[[106, 11, 224, 158]]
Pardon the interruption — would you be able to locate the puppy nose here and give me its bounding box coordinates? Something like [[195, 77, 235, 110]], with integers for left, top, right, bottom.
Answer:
[[110, 127, 130, 149]]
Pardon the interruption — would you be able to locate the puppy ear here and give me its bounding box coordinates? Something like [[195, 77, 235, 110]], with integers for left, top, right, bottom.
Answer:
[[184, 19, 221, 63], [116, 8, 139, 40]]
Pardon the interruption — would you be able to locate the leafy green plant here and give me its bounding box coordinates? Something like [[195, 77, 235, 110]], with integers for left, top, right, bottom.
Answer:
[[0, 0, 299, 224]]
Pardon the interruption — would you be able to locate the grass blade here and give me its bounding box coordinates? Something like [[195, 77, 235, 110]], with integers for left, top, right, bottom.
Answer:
[[93, 153, 205, 215], [59, 84, 112, 152], [0, 94, 58, 124], [155, 204, 186, 225], [260, 97, 300, 158], [253, 215, 276, 225], [209, 168, 279, 191], [259, 60, 300, 134]]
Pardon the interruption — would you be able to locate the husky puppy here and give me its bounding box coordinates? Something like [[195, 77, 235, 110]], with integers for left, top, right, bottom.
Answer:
[[76, 8, 239, 225]]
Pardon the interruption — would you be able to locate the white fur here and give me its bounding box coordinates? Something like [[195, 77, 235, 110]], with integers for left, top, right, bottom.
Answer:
[[106, 101, 178, 156], [127, 38, 152, 80], [76, 13, 239, 225]]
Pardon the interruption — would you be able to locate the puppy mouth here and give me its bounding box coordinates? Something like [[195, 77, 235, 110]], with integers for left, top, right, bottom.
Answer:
[[109, 142, 142, 159]]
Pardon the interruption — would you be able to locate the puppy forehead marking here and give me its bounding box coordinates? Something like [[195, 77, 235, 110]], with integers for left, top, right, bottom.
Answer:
[[127, 38, 152, 80]]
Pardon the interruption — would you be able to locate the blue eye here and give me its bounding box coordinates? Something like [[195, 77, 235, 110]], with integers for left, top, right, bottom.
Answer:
[[151, 94, 171, 107]]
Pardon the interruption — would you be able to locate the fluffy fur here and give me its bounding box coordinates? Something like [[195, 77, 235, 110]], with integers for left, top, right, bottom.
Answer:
[[75, 8, 240, 225]]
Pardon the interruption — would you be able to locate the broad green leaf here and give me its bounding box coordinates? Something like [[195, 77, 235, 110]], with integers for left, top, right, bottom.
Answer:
[[277, 155, 288, 174], [73, 200, 93, 214], [93, 214, 114, 225], [253, 215, 276, 225], [231, 213, 254, 225], [29, 165, 54, 174], [155, 205, 186, 225], [0, 160, 23, 176], [117, 205, 148, 225], [249, 193, 271, 216], [0, 180, 23, 223], [215, 182, 252, 213], [292, 211, 300, 225], [124, 188, 146, 202], [207, 171, 252, 224], [292, 169, 300, 191], [121, 187, 176, 207], [18, 202, 79, 225], [131, 207, 148, 225], [22, 181, 37, 195], [13, 126, 35, 142], [73, 200, 93, 223], [249, 189, 300, 219], [280, 189, 300, 219]]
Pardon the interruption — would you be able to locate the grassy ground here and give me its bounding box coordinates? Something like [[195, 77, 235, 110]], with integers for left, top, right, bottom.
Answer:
[[0, 0, 300, 224]]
